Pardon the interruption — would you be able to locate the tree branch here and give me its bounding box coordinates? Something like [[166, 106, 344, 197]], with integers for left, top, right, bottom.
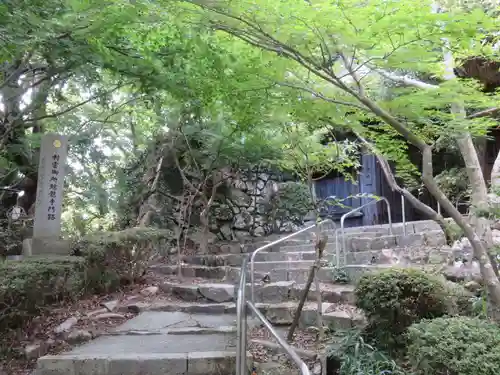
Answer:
[[276, 81, 368, 111], [355, 131, 454, 241], [370, 67, 439, 89], [25, 84, 127, 122]]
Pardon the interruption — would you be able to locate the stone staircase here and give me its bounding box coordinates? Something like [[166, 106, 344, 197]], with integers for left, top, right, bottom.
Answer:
[[34, 219, 450, 375]]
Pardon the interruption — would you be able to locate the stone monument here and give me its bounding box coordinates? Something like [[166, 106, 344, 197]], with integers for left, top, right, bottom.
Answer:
[[31, 133, 69, 255]]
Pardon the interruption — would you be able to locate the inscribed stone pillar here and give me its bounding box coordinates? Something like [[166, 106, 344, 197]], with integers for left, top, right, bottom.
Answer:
[[32, 133, 70, 255]]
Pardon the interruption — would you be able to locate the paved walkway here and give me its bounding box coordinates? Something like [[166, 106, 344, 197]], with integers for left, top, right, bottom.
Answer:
[[35, 311, 243, 375]]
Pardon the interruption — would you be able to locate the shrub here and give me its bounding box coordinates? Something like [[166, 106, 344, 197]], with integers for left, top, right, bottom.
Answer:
[[273, 181, 312, 224], [327, 329, 408, 375], [0, 256, 86, 330], [71, 227, 172, 288], [0, 227, 173, 331], [355, 268, 448, 350], [407, 316, 500, 375], [442, 280, 474, 316]]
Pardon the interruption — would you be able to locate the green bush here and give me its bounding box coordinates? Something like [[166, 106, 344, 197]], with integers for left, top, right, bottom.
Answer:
[[442, 280, 474, 316], [0, 256, 87, 329], [407, 316, 500, 375], [0, 227, 173, 331], [327, 329, 408, 375], [355, 268, 448, 349], [273, 181, 312, 224], [72, 227, 172, 288]]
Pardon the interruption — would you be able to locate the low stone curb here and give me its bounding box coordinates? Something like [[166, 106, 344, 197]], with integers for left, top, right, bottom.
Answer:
[[36, 351, 251, 375]]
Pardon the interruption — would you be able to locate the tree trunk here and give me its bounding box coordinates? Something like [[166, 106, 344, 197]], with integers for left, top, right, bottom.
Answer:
[[475, 136, 488, 178], [287, 233, 328, 342], [420, 146, 500, 310], [491, 151, 500, 190], [355, 132, 455, 244], [204, 10, 500, 314], [440, 44, 498, 274], [351, 92, 500, 310], [455, 135, 499, 275], [137, 154, 164, 227]]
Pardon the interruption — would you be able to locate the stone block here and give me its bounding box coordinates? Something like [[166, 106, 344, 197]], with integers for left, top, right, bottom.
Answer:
[[269, 269, 287, 282], [106, 357, 143, 375], [287, 269, 309, 283], [298, 305, 318, 327], [301, 251, 316, 261], [346, 251, 377, 265], [424, 231, 446, 246], [108, 354, 188, 375], [159, 283, 200, 301], [73, 356, 109, 375], [263, 304, 294, 325], [199, 284, 235, 303], [256, 281, 295, 302], [396, 233, 426, 247], [323, 311, 356, 330], [414, 220, 441, 234], [187, 351, 237, 375], [341, 264, 393, 283], [348, 237, 371, 252], [369, 235, 397, 250], [31, 237, 71, 255], [22, 238, 32, 256], [36, 355, 77, 375]]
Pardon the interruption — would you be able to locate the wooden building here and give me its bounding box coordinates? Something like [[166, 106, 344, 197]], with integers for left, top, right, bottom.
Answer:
[[313, 153, 415, 228]]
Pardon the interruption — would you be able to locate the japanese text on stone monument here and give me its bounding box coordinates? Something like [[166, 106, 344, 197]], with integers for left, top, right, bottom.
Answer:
[[33, 134, 68, 238]]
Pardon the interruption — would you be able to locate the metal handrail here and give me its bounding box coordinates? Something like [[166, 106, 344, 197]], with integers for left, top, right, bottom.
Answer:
[[246, 301, 311, 375], [340, 197, 392, 265], [235, 257, 248, 375], [236, 258, 311, 375], [250, 218, 337, 302], [401, 194, 407, 236]]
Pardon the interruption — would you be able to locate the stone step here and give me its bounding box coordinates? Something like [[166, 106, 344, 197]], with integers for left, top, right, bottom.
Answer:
[[181, 253, 246, 267], [179, 248, 451, 280], [277, 219, 445, 239], [152, 262, 347, 284], [345, 247, 451, 265], [150, 264, 268, 283], [181, 251, 317, 267], [252, 260, 316, 272], [121, 301, 363, 330], [241, 219, 450, 254], [182, 233, 446, 268], [158, 281, 355, 304], [271, 230, 445, 253], [249, 246, 449, 265], [338, 264, 443, 283], [199, 220, 447, 256], [36, 351, 245, 375], [35, 311, 249, 375], [262, 267, 353, 284], [340, 264, 403, 283]]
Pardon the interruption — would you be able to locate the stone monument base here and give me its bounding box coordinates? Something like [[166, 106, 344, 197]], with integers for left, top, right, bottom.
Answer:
[[30, 237, 71, 255]]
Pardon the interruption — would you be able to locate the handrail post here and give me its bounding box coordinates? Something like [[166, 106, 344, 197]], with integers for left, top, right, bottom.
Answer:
[[401, 194, 406, 236], [250, 219, 335, 304], [340, 214, 348, 267], [247, 301, 311, 375], [383, 197, 393, 235], [236, 258, 248, 375], [340, 197, 392, 263]]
